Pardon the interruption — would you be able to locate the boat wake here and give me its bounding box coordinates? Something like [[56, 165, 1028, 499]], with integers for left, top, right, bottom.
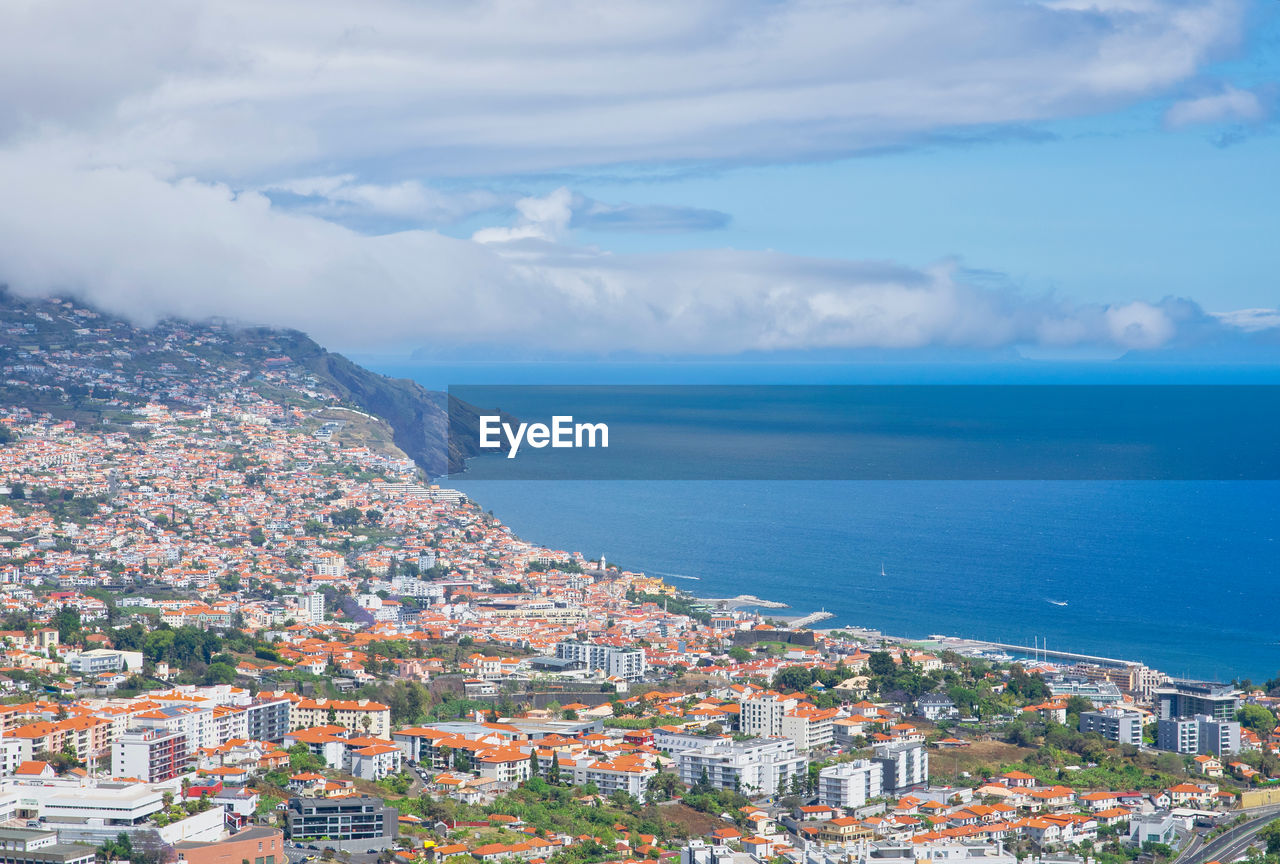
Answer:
[[650, 570, 701, 581], [1046, 599, 1068, 607]]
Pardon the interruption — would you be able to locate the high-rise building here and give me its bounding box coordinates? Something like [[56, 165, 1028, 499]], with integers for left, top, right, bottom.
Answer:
[[872, 741, 928, 792], [674, 737, 807, 796], [553, 642, 646, 681], [111, 728, 190, 782], [247, 698, 292, 743], [1080, 708, 1144, 745], [1155, 682, 1241, 722], [285, 796, 398, 844], [818, 759, 883, 809], [302, 591, 325, 622], [1156, 714, 1240, 756]]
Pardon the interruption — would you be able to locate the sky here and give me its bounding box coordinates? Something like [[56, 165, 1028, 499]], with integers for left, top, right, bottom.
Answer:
[[0, 0, 1277, 360]]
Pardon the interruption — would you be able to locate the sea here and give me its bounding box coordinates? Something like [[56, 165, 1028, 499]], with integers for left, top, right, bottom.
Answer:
[[359, 359, 1280, 682]]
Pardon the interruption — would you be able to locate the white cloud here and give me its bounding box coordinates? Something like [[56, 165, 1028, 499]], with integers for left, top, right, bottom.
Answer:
[[1105, 301, 1177, 349], [0, 0, 1266, 358], [473, 188, 575, 244], [0, 150, 1261, 356], [0, 0, 1245, 178], [1214, 308, 1280, 333], [1164, 84, 1267, 128], [263, 176, 511, 224]]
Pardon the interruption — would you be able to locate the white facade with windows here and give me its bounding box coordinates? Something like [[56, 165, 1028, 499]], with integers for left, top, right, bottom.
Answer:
[[819, 759, 883, 809], [674, 737, 807, 796]]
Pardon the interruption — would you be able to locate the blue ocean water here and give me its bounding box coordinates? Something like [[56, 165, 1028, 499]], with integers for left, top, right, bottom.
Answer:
[[360, 360, 1280, 682]]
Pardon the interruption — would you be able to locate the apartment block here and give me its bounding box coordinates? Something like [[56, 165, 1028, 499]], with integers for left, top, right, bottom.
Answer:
[[818, 759, 883, 809], [1079, 708, 1144, 745]]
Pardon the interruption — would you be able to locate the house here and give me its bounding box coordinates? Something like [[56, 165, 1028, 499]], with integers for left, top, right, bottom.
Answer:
[[1093, 807, 1133, 827], [1022, 699, 1069, 725], [1000, 770, 1037, 788], [915, 694, 959, 721], [13, 760, 55, 779], [818, 817, 875, 844], [1028, 786, 1077, 811], [1192, 755, 1223, 777], [1023, 818, 1062, 848], [798, 805, 839, 821], [1166, 783, 1213, 808]]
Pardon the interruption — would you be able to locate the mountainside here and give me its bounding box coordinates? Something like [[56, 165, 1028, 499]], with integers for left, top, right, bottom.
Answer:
[[0, 288, 489, 475]]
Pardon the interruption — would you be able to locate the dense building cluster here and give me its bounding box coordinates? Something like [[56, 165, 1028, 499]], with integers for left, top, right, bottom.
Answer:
[[0, 294, 1277, 864]]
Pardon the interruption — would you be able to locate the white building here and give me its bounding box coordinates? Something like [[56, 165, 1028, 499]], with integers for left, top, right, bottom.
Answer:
[[133, 704, 218, 753], [554, 642, 646, 681], [782, 706, 837, 751], [111, 729, 190, 783], [873, 741, 928, 792], [67, 649, 143, 676], [312, 553, 344, 578], [349, 744, 403, 781], [818, 759, 883, 809], [675, 737, 807, 796], [6, 779, 165, 826], [391, 575, 444, 601], [740, 693, 789, 738], [302, 591, 325, 623], [1079, 708, 1144, 745]]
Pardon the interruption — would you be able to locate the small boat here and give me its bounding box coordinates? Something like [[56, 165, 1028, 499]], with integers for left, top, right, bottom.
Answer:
[[880, 562, 886, 577], [1046, 599, 1068, 607]]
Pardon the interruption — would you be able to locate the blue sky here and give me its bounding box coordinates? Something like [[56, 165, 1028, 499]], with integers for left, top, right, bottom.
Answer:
[[0, 0, 1276, 360], [449, 7, 1280, 313]]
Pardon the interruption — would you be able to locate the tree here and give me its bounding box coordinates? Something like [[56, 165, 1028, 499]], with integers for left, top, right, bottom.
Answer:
[[1238, 704, 1277, 736], [204, 662, 236, 685], [549, 752, 561, 784], [52, 606, 81, 643], [773, 665, 813, 693], [99, 832, 133, 862], [1155, 752, 1186, 776], [646, 770, 682, 802], [248, 526, 266, 546], [1259, 820, 1280, 856], [1003, 721, 1034, 747], [869, 651, 897, 679], [727, 646, 751, 663], [1065, 695, 1095, 716]]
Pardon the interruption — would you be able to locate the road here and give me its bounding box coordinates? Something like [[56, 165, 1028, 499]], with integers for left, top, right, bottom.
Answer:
[[1177, 806, 1280, 864]]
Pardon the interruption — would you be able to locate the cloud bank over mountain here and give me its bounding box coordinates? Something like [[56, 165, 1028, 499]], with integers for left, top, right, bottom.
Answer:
[[0, 0, 1273, 356]]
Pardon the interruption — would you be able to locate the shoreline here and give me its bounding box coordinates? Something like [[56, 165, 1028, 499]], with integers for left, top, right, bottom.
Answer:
[[667, 580, 1159, 676], [446, 485, 1197, 682]]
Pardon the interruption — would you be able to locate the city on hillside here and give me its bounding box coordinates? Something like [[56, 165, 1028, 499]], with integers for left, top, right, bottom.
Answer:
[[0, 295, 1278, 864]]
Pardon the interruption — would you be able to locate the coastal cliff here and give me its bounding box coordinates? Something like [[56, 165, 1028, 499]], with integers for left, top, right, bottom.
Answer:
[[0, 288, 493, 476]]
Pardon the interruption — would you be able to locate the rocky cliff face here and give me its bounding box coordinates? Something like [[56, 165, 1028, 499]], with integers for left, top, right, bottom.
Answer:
[[297, 346, 496, 476]]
